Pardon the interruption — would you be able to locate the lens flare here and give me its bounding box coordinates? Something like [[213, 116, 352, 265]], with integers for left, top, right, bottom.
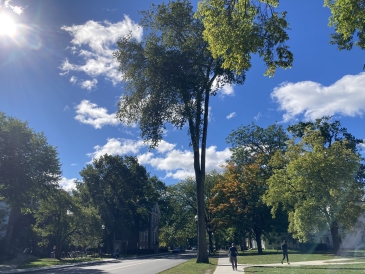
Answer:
[[0, 14, 16, 36]]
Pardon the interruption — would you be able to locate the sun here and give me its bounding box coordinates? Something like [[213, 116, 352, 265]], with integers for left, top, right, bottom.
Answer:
[[0, 14, 16, 36]]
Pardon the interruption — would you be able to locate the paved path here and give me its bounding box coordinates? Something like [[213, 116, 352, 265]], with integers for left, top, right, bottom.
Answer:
[[213, 251, 363, 273]]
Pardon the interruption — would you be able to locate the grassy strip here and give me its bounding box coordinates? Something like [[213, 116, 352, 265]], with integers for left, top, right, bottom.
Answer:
[[237, 250, 341, 265], [245, 262, 365, 274], [17, 257, 103, 269], [158, 257, 218, 274]]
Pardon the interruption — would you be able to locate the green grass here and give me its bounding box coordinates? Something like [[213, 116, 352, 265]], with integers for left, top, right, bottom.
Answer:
[[17, 257, 103, 269], [237, 250, 341, 265], [158, 257, 218, 274], [245, 261, 365, 274]]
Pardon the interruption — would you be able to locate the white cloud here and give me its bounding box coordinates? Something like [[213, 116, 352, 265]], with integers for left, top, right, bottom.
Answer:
[[2, 0, 24, 14], [155, 140, 176, 153], [254, 112, 262, 121], [71, 163, 77, 166], [59, 177, 77, 192], [211, 77, 235, 97], [60, 16, 142, 86], [226, 112, 236, 119], [63, 105, 70, 111], [87, 138, 231, 180], [70, 76, 77, 84], [75, 100, 119, 129], [87, 138, 147, 160], [80, 79, 97, 90], [220, 84, 234, 96], [271, 73, 365, 122]]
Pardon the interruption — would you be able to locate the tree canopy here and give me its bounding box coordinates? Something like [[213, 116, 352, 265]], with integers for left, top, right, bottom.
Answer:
[[33, 189, 102, 259], [196, 0, 293, 76], [0, 112, 61, 211], [79, 154, 162, 247], [264, 127, 364, 255], [324, 0, 365, 51]]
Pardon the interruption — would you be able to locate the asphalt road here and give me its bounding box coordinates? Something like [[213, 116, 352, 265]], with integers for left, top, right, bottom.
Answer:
[[36, 252, 196, 274]]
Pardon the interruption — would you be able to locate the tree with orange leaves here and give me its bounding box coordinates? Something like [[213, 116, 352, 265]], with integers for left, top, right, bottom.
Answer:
[[210, 123, 288, 253]]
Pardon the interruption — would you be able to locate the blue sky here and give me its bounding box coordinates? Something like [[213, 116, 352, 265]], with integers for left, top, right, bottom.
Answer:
[[1, 0, 364, 191]]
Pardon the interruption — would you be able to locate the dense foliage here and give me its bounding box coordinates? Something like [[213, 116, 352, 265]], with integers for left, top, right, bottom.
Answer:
[[264, 120, 364, 255], [325, 0, 365, 51], [196, 0, 293, 76], [79, 154, 163, 252], [0, 112, 61, 211]]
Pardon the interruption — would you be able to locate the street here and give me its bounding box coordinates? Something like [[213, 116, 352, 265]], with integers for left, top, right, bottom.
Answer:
[[36, 252, 196, 274]]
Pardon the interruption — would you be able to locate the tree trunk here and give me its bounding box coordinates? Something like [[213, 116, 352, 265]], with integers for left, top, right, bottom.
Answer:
[[208, 231, 213, 254], [5, 208, 20, 255], [330, 221, 341, 255], [55, 240, 61, 260], [254, 229, 263, 254], [192, 87, 210, 263], [107, 234, 113, 254], [195, 169, 209, 263]]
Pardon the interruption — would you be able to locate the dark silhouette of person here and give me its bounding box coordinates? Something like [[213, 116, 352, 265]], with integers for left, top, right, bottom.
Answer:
[[281, 240, 289, 264], [229, 243, 238, 271]]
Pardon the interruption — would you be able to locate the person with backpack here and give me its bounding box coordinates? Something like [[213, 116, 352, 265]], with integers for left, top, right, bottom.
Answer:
[[229, 243, 238, 271]]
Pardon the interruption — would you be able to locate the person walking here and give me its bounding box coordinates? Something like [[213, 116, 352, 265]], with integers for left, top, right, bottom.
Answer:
[[229, 243, 238, 271], [281, 240, 290, 264], [115, 247, 119, 259]]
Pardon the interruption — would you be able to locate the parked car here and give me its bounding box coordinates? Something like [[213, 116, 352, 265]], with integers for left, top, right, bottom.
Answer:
[[192, 246, 197, 251], [172, 247, 180, 253], [179, 247, 185, 252]]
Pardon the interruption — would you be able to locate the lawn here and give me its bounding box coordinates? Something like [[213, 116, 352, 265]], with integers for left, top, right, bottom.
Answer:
[[158, 257, 218, 274], [244, 261, 365, 274], [17, 257, 103, 269], [237, 249, 342, 265]]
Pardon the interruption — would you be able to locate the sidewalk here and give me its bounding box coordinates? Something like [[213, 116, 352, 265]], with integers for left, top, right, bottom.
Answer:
[[213, 252, 244, 273], [213, 251, 361, 273]]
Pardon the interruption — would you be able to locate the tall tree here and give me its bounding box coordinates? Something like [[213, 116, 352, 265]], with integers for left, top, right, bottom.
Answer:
[[0, 112, 61, 249], [114, 0, 245, 263], [263, 128, 364, 255], [196, 0, 293, 76], [324, 0, 365, 53], [79, 154, 162, 252], [0, 112, 61, 211]]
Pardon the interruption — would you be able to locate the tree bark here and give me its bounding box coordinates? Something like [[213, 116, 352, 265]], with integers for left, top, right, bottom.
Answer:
[[193, 87, 210, 263], [208, 230, 213, 253], [330, 221, 340, 255], [195, 167, 209, 263], [253, 228, 263, 254]]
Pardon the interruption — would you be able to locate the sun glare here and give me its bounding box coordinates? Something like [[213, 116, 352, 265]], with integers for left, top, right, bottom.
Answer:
[[0, 14, 16, 36]]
